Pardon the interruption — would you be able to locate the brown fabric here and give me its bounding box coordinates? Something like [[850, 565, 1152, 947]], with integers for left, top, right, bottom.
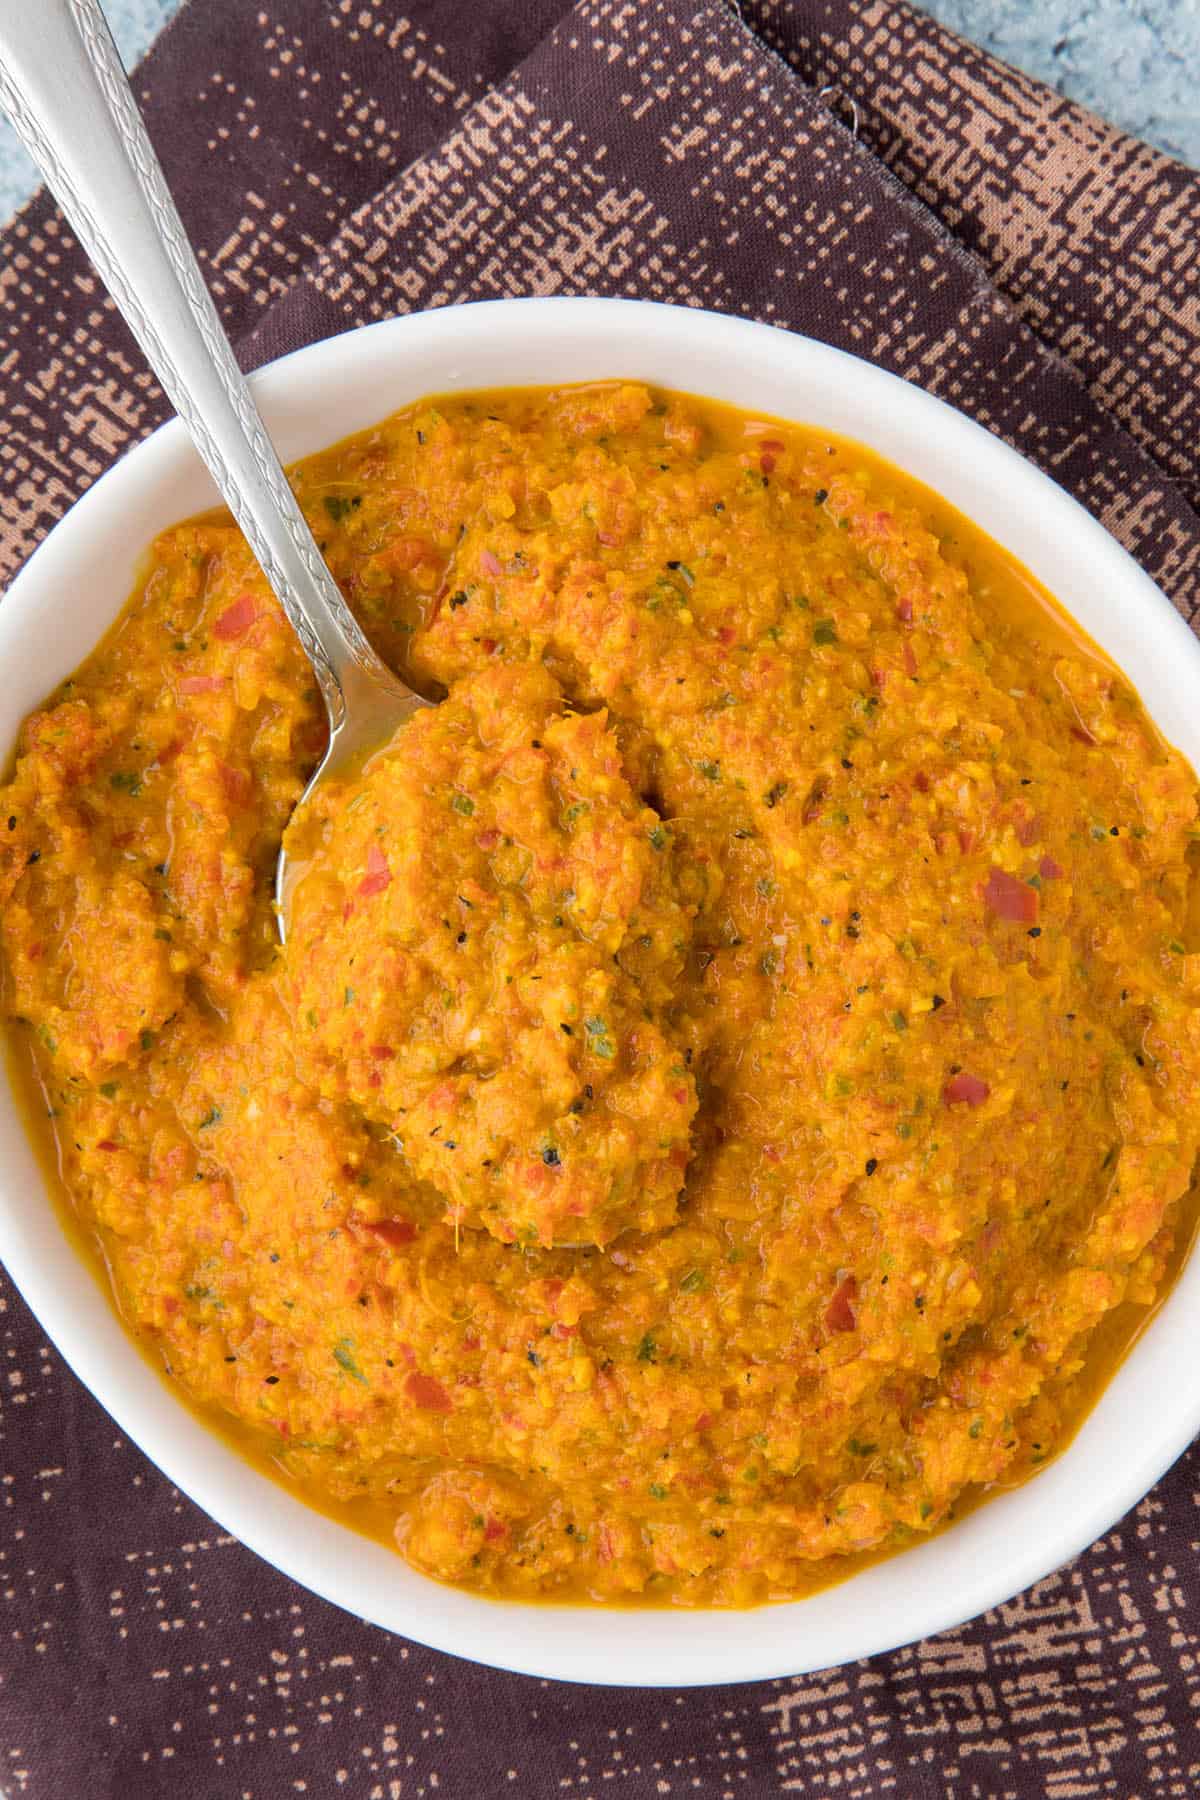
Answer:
[[751, 0, 1200, 517], [0, 1, 1198, 1793]]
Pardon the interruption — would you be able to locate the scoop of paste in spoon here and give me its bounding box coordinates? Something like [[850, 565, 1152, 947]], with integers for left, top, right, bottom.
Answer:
[[284, 662, 713, 1248]]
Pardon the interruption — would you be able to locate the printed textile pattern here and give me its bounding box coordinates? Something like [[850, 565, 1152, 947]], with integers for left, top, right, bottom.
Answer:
[[0, 2, 1197, 1795]]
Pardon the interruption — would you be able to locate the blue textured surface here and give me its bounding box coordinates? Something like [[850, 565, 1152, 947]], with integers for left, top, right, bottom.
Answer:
[[924, 0, 1198, 166], [0, 0, 1195, 221], [0, 0, 179, 220]]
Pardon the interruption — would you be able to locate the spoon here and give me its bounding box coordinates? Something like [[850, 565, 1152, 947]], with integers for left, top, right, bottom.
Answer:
[[0, 4, 679, 1256], [0, 0, 427, 936]]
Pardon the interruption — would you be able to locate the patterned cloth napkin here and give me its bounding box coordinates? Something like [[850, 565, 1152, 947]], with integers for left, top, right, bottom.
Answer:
[[1, 2, 1198, 1793]]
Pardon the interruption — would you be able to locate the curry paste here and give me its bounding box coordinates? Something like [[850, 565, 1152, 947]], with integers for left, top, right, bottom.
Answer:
[[3, 381, 1198, 1607]]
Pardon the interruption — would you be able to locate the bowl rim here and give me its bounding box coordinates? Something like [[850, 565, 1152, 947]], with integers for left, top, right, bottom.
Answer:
[[1, 294, 1198, 1688]]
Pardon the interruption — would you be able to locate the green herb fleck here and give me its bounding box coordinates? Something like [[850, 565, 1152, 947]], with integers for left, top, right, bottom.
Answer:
[[333, 1338, 368, 1385], [585, 1016, 616, 1059], [322, 494, 361, 523]]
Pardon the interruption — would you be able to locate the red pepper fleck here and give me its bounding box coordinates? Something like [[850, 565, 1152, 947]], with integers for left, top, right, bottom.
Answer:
[[984, 866, 1039, 924], [359, 842, 391, 897], [759, 451, 777, 474], [480, 637, 497, 656], [212, 592, 257, 640], [364, 1217, 417, 1247], [1071, 723, 1097, 746], [914, 770, 930, 794], [944, 1071, 989, 1106], [217, 761, 251, 806], [405, 1371, 452, 1412], [957, 828, 976, 855], [369, 1044, 395, 1061], [96, 1140, 119, 1152], [717, 625, 736, 646], [896, 597, 913, 623], [484, 1517, 507, 1542], [1039, 854, 1064, 880], [825, 1275, 858, 1333], [388, 537, 432, 571]]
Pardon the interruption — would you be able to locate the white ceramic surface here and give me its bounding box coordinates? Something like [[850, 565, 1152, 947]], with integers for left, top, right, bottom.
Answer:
[[1, 297, 1197, 1689]]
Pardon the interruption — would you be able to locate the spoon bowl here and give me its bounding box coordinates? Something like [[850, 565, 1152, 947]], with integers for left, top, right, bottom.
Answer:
[[274, 665, 428, 938]]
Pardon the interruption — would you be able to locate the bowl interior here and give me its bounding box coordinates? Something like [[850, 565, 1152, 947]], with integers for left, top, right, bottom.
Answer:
[[1, 297, 1197, 1687]]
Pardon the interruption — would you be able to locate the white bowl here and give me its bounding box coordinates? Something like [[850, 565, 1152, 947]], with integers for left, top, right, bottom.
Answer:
[[2, 297, 1198, 1688]]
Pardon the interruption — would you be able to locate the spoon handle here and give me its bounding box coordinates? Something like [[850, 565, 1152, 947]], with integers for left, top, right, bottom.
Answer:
[[0, 0, 391, 721]]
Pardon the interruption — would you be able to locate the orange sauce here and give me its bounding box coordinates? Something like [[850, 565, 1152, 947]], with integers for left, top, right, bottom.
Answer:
[[2, 381, 1197, 1608]]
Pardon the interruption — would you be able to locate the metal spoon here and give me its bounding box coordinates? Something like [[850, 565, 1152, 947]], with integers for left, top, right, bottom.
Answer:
[[0, 0, 427, 936]]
